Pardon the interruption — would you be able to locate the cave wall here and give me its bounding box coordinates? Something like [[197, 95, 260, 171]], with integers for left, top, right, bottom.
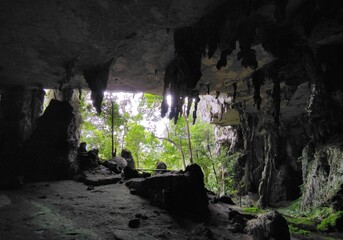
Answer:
[[301, 138, 343, 211], [22, 89, 82, 180], [187, 0, 343, 210], [0, 86, 44, 177], [45, 89, 82, 176], [210, 45, 343, 209]]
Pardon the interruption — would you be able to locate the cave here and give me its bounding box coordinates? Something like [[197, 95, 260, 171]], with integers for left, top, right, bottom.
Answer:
[[1, 0, 343, 239]]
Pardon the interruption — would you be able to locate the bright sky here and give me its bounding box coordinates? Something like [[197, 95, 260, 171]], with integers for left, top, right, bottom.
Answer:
[[104, 92, 171, 137]]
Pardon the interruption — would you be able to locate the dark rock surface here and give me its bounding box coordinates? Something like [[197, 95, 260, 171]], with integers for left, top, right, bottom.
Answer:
[[121, 149, 135, 170], [244, 210, 290, 240], [23, 99, 75, 180], [214, 195, 235, 205], [80, 166, 122, 186], [0, 86, 44, 180], [155, 161, 167, 174], [128, 218, 140, 228], [301, 138, 343, 210], [123, 166, 140, 179], [126, 164, 209, 217]]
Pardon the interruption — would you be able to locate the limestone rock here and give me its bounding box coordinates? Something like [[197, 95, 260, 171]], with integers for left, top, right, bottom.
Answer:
[[301, 137, 343, 210], [244, 210, 290, 240], [155, 161, 167, 174], [23, 99, 75, 180], [126, 164, 209, 217], [81, 166, 122, 186]]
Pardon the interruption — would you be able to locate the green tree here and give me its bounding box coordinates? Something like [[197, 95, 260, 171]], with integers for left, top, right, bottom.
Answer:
[[80, 92, 126, 159]]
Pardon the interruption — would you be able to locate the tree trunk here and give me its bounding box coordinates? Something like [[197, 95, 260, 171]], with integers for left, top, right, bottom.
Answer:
[[206, 134, 218, 184], [183, 109, 193, 164], [156, 128, 186, 170]]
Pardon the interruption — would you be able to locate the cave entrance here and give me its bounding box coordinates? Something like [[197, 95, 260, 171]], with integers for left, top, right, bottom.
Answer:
[[77, 90, 240, 195]]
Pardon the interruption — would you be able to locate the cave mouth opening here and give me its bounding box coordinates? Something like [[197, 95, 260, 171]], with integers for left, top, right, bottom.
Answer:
[[74, 89, 235, 195]]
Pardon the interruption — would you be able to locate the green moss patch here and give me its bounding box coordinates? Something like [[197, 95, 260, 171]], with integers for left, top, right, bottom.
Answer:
[[289, 225, 310, 236], [316, 211, 343, 232], [242, 207, 261, 214]]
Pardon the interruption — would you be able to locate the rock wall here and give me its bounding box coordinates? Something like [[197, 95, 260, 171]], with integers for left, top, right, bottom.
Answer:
[[192, 1, 343, 210], [23, 100, 73, 180], [23, 89, 81, 180], [45, 89, 82, 176], [205, 53, 343, 209], [0, 86, 44, 177], [301, 138, 343, 211]]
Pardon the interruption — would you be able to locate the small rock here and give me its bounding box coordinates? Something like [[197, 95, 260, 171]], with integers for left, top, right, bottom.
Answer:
[[128, 218, 140, 228], [228, 222, 244, 233], [135, 213, 148, 220], [130, 189, 137, 195], [231, 214, 246, 226], [228, 210, 240, 220], [204, 228, 213, 238], [123, 166, 139, 179], [87, 185, 94, 191], [216, 195, 234, 205], [245, 210, 290, 240]]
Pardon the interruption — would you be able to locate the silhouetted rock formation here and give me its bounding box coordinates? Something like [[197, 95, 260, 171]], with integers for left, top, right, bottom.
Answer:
[[23, 99, 76, 180], [126, 164, 209, 218]]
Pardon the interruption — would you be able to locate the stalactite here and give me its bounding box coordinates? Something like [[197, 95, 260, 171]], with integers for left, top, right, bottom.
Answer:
[[216, 48, 234, 70], [161, 1, 268, 124], [192, 95, 200, 125], [272, 77, 281, 124], [83, 58, 113, 114], [274, 0, 289, 23], [233, 83, 238, 102], [252, 69, 265, 110], [215, 91, 220, 99], [237, 16, 258, 70]]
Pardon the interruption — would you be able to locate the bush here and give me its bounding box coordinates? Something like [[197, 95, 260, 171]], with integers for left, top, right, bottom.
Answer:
[[316, 211, 343, 232], [288, 225, 310, 235]]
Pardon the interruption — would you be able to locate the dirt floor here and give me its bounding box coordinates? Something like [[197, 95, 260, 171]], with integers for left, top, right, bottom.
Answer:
[[0, 180, 249, 240]]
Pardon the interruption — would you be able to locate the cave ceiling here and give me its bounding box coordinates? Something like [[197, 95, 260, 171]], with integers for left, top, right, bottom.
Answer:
[[1, 0, 343, 122], [0, 0, 227, 93]]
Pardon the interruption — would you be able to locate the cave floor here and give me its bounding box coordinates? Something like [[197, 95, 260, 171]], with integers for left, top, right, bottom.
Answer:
[[0, 180, 249, 240]]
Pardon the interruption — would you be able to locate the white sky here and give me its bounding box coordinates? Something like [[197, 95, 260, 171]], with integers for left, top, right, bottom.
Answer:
[[104, 92, 171, 137]]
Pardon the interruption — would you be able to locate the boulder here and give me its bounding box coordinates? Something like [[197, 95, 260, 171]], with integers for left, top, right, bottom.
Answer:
[[244, 210, 290, 240], [102, 158, 125, 174], [79, 148, 99, 170], [81, 166, 122, 186], [155, 161, 167, 174], [127, 163, 209, 218], [123, 166, 140, 179], [214, 194, 235, 205], [121, 149, 135, 169], [23, 99, 76, 180]]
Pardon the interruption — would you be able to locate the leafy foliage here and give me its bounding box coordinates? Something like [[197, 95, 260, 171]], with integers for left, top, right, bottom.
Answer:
[[80, 91, 243, 194], [288, 225, 310, 236], [317, 211, 343, 232]]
